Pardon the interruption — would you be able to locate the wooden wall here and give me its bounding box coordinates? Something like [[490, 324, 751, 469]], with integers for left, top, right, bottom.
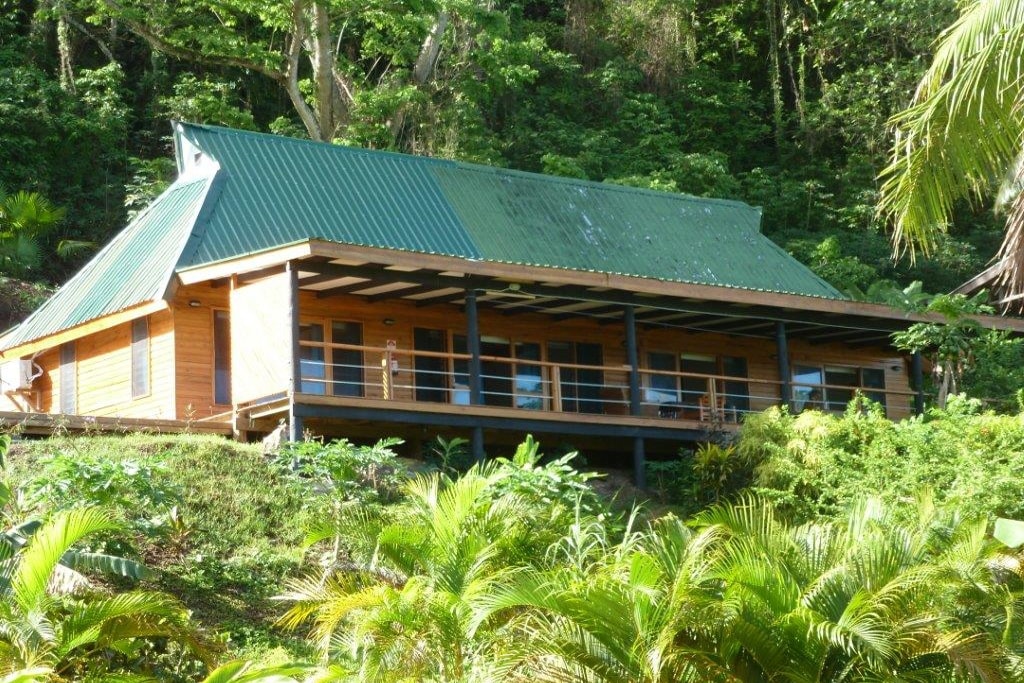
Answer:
[[231, 273, 292, 404], [75, 310, 176, 418], [173, 282, 230, 418]]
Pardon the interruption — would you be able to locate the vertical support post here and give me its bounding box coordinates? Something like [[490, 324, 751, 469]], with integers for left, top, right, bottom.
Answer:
[[775, 321, 791, 410], [911, 351, 925, 415], [633, 436, 646, 490], [624, 305, 645, 488], [624, 305, 641, 416], [286, 261, 304, 442], [465, 289, 484, 462]]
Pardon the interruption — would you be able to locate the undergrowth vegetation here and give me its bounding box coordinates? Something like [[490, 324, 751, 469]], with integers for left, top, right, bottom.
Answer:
[[5, 411, 1024, 680]]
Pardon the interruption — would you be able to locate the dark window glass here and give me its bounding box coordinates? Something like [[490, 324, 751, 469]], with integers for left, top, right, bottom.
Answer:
[[680, 354, 716, 407], [213, 310, 231, 404], [414, 328, 448, 403], [480, 336, 512, 407], [548, 341, 604, 413], [514, 342, 544, 410], [131, 317, 150, 398], [299, 323, 325, 395], [793, 366, 823, 411], [452, 334, 470, 405], [60, 342, 76, 414], [721, 356, 750, 413], [825, 366, 857, 411], [331, 321, 363, 397], [646, 352, 678, 404], [861, 368, 887, 407]]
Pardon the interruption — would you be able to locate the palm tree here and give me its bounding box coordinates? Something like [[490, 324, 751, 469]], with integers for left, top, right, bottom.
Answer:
[[0, 189, 67, 278], [479, 497, 1016, 682], [878, 0, 1024, 306], [0, 506, 213, 680], [277, 465, 534, 682]]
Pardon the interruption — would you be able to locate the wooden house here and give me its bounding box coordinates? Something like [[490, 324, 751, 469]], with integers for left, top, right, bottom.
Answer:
[[3, 123, 1021, 481]]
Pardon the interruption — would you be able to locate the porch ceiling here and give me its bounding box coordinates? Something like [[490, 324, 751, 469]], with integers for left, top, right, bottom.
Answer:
[[237, 256, 920, 348]]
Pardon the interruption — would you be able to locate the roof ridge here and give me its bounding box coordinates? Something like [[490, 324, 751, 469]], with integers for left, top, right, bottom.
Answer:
[[179, 122, 758, 213]]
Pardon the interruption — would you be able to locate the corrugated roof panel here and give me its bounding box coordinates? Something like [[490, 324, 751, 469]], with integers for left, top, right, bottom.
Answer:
[[2, 177, 210, 349], [432, 164, 842, 298], [174, 126, 480, 267]]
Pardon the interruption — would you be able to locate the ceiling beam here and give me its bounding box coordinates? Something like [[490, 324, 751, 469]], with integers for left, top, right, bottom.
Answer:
[[316, 279, 377, 299], [415, 291, 467, 307], [311, 263, 913, 333], [365, 283, 434, 302]]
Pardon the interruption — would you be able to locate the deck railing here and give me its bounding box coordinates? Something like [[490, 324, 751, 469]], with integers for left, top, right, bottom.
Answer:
[[296, 341, 916, 421]]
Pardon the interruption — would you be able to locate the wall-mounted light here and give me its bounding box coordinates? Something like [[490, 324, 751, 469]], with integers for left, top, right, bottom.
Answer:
[[890, 364, 901, 372], [383, 318, 396, 326], [189, 300, 202, 308]]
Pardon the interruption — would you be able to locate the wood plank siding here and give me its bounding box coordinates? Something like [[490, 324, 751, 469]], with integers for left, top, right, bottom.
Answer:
[[173, 282, 231, 418]]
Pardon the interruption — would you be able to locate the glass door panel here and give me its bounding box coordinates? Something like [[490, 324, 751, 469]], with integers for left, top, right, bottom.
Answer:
[[299, 323, 326, 395], [792, 365, 822, 411], [646, 352, 679, 405], [721, 355, 749, 413], [862, 367, 887, 407], [680, 354, 716, 408], [576, 342, 604, 414], [514, 342, 544, 410], [480, 336, 512, 407], [824, 366, 857, 411], [414, 328, 448, 403], [331, 321, 363, 397]]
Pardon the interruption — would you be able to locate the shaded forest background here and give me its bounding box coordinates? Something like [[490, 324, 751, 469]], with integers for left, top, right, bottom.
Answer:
[[0, 0, 1002, 300]]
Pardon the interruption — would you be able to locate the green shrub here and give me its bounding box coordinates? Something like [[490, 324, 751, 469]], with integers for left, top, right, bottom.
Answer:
[[739, 399, 1024, 523], [274, 437, 407, 504]]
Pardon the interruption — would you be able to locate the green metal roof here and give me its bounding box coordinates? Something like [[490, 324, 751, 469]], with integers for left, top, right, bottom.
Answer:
[[3, 122, 844, 351], [2, 177, 211, 349], [174, 123, 841, 298]]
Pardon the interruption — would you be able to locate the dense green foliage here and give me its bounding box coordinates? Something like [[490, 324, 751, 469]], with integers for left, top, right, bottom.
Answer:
[[0, 0, 1009, 295], [6, 425, 1024, 681]]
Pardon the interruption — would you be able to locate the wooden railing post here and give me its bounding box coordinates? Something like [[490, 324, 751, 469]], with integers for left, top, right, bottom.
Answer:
[[550, 365, 562, 412]]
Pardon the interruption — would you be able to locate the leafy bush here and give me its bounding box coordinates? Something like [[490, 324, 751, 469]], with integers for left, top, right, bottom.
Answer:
[[274, 437, 407, 504], [739, 400, 1024, 523]]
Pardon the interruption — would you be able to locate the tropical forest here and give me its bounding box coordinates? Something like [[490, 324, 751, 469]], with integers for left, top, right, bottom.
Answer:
[[7, 0, 1024, 680]]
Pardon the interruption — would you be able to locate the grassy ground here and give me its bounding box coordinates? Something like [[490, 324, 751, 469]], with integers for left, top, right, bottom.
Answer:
[[7, 433, 318, 663]]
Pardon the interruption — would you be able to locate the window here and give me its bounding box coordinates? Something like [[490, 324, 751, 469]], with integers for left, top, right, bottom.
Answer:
[[299, 323, 326, 394], [792, 365, 886, 412], [213, 310, 231, 404], [645, 352, 749, 412], [452, 334, 550, 409], [59, 342, 76, 414], [331, 321, 364, 397], [547, 341, 604, 413], [131, 317, 150, 398], [414, 328, 448, 403], [299, 321, 364, 396]]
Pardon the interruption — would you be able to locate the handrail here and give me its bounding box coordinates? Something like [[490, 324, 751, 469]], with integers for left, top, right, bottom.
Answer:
[[296, 341, 915, 416]]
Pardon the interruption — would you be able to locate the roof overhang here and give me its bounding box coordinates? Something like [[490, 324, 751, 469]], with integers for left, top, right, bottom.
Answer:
[[176, 240, 1024, 347], [0, 300, 169, 360]]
